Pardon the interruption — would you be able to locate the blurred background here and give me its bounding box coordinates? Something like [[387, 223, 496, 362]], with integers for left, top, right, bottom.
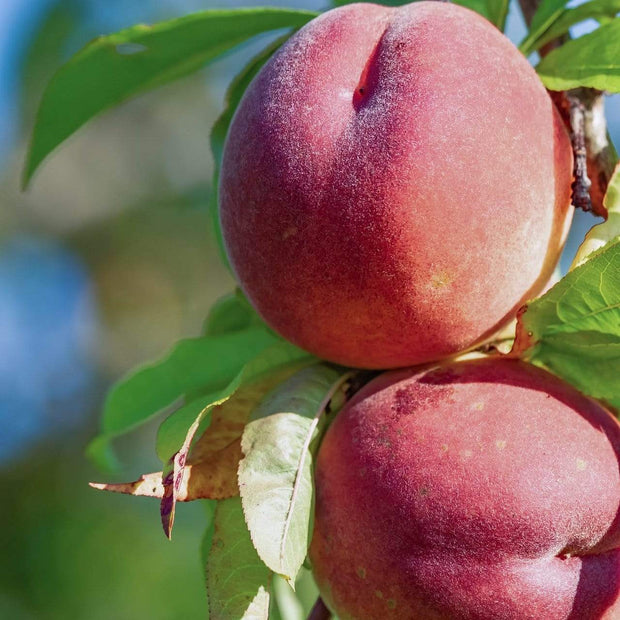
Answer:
[[0, 0, 617, 618]]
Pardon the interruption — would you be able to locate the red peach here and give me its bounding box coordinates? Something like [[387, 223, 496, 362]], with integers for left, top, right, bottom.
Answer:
[[219, 2, 573, 369], [309, 358, 620, 619]]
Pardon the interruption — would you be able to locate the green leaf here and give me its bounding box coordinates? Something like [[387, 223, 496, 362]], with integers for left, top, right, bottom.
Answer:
[[238, 365, 352, 586], [453, 0, 510, 30], [160, 342, 314, 537], [605, 162, 620, 212], [570, 162, 620, 268], [536, 19, 620, 91], [23, 7, 319, 186], [88, 326, 279, 470], [330, 0, 509, 29], [155, 393, 217, 464], [202, 290, 265, 337], [157, 342, 314, 465], [200, 500, 217, 569], [521, 0, 620, 56], [519, 0, 567, 55], [514, 239, 620, 409], [18, 0, 78, 126], [207, 498, 271, 620], [209, 34, 289, 267]]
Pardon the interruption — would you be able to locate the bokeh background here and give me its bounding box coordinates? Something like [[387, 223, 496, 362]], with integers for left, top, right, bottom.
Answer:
[[0, 1, 618, 618]]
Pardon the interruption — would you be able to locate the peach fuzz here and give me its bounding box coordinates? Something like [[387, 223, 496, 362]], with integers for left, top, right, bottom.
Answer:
[[219, 2, 573, 369], [309, 358, 620, 619]]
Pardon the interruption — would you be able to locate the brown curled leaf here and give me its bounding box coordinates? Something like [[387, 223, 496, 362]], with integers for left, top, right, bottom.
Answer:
[[89, 439, 241, 503], [160, 366, 302, 537]]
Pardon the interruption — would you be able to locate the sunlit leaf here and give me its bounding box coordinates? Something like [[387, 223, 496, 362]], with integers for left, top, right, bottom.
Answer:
[[91, 363, 303, 513], [330, 0, 510, 29], [207, 497, 271, 620], [160, 342, 313, 537], [454, 0, 510, 29], [87, 327, 278, 471], [571, 162, 620, 268], [239, 365, 353, 585], [24, 7, 318, 186], [520, 0, 620, 56], [512, 239, 620, 409], [519, 0, 567, 55], [537, 19, 620, 91]]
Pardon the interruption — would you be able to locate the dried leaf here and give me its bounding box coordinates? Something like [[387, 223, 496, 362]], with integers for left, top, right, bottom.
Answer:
[[160, 345, 311, 537]]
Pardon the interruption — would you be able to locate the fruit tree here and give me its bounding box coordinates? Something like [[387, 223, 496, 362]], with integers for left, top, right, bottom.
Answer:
[[24, 0, 620, 618]]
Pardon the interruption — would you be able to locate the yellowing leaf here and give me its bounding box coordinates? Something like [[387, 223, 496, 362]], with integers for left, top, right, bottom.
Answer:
[[571, 162, 620, 269], [160, 344, 312, 537]]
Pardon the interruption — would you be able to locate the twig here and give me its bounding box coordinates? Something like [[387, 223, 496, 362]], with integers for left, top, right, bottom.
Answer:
[[307, 597, 331, 620], [517, 0, 616, 216], [567, 92, 592, 212], [574, 87, 617, 216]]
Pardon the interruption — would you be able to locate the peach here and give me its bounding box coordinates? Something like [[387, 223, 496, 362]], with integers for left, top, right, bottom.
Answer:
[[309, 358, 620, 619], [219, 2, 573, 369]]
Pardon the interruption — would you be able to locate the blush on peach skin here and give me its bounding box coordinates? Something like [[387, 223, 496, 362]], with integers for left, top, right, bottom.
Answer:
[[220, 2, 573, 369], [310, 358, 620, 619]]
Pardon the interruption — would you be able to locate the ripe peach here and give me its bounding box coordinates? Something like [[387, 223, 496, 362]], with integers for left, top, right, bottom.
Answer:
[[309, 359, 620, 619], [219, 2, 573, 369]]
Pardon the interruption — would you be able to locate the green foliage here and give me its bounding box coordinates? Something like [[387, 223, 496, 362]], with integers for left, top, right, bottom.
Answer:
[[24, 7, 318, 186], [88, 326, 279, 470], [207, 497, 272, 620], [158, 340, 314, 536], [520, 0, 620, 56], [203, 289, 266, 336], [536, 18, 620, 91], [454, 0, 510, 30], [157, 341, 314, 464], [520, 0, 568, 55], [156, 392, 218, 463], [209, 36, 289, 266], [515, 240, 620, 410], [330, 0, 509, 30], [18, 0, 78, 126], [238, 365, 350, 586]]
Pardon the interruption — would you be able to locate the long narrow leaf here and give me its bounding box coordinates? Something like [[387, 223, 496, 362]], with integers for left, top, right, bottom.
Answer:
[[88, 326, 279, 470], [536, 19, 620, 91], [521, 0, 620, 56], [519, 0, 568, 54], [24, 7, 318, 185]]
